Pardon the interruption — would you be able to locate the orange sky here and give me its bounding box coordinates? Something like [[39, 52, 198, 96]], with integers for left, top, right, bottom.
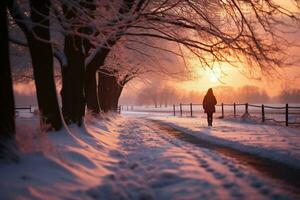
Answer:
[[178, 63, 300, 97]]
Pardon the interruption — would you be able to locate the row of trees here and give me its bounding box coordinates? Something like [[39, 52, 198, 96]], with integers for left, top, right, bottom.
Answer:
[[134, 84, 300, 106], [277, 89, 300, 103], [1, 0, 299, 158], [134, 85, 276, 105]]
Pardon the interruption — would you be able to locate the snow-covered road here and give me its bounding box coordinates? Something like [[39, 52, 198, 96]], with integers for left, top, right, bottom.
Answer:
[[124, 111, 300, 169], [91, 116, 299, 200]]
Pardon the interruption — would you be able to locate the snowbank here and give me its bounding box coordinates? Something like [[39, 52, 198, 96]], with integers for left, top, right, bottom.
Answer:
[[0, 114, 121, 199]]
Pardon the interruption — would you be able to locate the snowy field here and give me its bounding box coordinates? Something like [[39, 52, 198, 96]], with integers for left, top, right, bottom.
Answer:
[[1, 112, 300, 199]]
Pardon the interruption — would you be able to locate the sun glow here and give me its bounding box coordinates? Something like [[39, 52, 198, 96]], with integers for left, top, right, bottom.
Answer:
[[176, 53, 300, 97], [209, 74, 218, 82], [178, 62, 251, 92], [208, 67, 222, 83]]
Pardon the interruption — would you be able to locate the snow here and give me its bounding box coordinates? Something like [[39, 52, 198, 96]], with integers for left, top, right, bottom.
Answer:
[[124, 111, 300, 169], [1, 112, 299, 199], [127, 104, 300, 125]]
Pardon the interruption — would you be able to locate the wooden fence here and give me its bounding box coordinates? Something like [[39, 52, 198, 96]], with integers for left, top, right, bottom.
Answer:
[[15, 105, 34, 113], [121, 103, 300, 127]]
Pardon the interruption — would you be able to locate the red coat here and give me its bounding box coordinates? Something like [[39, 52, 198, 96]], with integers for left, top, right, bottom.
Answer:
[[203, 93, 217, 113]]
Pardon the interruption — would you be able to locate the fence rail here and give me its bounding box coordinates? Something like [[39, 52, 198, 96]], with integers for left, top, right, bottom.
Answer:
[[121, 103, 300, 127], [15, 105, 34, 113]]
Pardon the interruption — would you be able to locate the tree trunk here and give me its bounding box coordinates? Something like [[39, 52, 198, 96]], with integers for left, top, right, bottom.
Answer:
[[26, 0, 62, 130], [0, 3, 15, 139], [85, 67, 100, 114], [85, 48, 111, 114], [0, 3, 19, 160], [61, 34, 85, 125], [98, 70, 123, 112], [60, 0, 96, 124]]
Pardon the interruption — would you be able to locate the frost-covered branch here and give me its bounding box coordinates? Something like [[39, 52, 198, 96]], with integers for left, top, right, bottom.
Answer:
[[9, 34, 67, 68]]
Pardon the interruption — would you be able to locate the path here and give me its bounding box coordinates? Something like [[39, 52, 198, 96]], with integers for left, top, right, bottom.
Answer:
[[123, 111, 300, 169], [87, 116, 299, 200]]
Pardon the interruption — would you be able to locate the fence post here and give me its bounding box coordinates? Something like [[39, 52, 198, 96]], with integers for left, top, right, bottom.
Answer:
[[245, 103, 248, 114], [221, 103, 224, 118], [286, 104, 289, 126], [173, 104, 176, 116], [233, 103, 236, 118], [180, 103, 182, 117], [262, 104, 265, 123], [190, 103, 193, 117]]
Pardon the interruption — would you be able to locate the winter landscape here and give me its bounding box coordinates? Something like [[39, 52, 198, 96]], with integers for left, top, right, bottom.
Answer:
[[1, 0, 300, 200]]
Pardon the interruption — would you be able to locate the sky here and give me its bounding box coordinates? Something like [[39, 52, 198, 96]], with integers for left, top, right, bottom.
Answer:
[[122, 16, 300, 100], [177, 63, 300, 97], [121, 37, 300, 102]]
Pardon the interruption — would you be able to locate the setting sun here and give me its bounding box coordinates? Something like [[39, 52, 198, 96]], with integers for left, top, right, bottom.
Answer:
[[208, 67, 222, 83], [209, 74, 218, 82]]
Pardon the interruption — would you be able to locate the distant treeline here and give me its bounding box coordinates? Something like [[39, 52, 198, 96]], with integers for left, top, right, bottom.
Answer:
[[129, 85, 300, 106]]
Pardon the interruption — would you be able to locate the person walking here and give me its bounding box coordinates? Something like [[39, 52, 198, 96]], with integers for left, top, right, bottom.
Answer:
[[203, 88, 217, 126]]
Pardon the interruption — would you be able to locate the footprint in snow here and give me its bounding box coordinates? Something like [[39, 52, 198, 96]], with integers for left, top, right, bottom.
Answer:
[[234, 171, 245, 178], [118, 160, 127, 167], [130, 163, 139, 170], [229, 167, 240, 173], [250, 180, 263, 189], [259, 187, 271, 196], [200, 163, 209, 168], [146, 166, 156, 171], [107, 174, 116, 180], [149, 172, 181, 188], [110, 150, 125, 158], [270, 193, 291, 200], [222, 181, 237, 189], [213, 172, 226, 179], [206, 167, 215, 173], [138, 192, 154, 200], [230, 189, 245, 199]]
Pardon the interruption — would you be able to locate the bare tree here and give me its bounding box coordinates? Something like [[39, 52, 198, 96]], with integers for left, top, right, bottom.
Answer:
[[278, 89, 300, 103], [82, 0, 300, 113], [8, 0, 63, 130]]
